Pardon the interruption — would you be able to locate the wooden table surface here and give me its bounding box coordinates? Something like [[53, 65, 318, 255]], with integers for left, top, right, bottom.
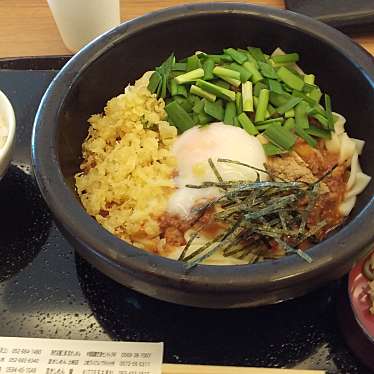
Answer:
[[0, 0, 373, 58]]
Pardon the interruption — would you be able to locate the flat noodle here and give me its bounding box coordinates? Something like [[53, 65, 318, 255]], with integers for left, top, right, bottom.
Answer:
[[332, 112, 346, 135], [325, 131, 340, 154], [352, 138, 365, 155], [339, 132, 356, 164], [339, 195, 356, 216], [324, 113, 371, 216], [347, 152, 359, 191], [346, 172, 372, 199]]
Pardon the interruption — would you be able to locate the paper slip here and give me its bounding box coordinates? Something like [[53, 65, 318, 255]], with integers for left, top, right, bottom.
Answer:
[[0, 337, 163, 374]]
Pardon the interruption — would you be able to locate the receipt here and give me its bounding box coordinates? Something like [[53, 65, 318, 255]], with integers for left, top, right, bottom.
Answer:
[[0, 337, 163, 374]]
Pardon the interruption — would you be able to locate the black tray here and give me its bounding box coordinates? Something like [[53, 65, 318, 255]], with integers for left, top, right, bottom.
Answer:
[[0, 56, 371, 374], [285, 0, 374, 32]]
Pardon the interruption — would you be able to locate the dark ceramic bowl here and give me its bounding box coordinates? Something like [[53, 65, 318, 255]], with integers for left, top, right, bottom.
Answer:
[[32, 3, 374, 308]]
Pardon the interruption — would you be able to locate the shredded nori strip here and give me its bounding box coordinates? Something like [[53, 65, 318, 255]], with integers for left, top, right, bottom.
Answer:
[[208, 158, 224, 183], [180, 162, 337, 268]]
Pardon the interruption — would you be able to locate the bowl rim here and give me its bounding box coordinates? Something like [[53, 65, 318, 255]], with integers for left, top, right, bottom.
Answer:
[[0, 89, 16, 160], [31, 2, 374, 292]]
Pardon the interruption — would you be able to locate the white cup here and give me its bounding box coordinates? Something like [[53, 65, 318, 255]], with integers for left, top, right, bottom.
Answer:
[[47, 0, 121, 53]]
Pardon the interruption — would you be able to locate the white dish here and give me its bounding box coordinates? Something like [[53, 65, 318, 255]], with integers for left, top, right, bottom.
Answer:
[[0, 89, 16, 179]]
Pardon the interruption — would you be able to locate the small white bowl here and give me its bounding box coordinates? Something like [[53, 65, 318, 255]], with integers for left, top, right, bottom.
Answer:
[[0, 89, 16, 179]]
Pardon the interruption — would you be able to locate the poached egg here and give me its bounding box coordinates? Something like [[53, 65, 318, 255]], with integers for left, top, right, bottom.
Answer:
[[167, 122, 268, 218]]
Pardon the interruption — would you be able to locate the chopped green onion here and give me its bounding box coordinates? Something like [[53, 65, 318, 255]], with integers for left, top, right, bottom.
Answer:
[[285, 109, 295, 118], [172, 63, 187, 71], [302, 83, 317, 94], [255, 89, 270, 122], [187, 55, 202, 71], [170, 79, 178, 96], [213, 66, 241, 80], [304, 74, 315, 85], [236, 92, 243, 114], [151, 47, 338, 149], [165, 101, 194, 132], [255, 123, 274, 131], [267, 103, 276, 116], [276, 97, 302, 114], [254, 82, 268, 97], [206, 54, 233, 63], [243, 62, 263, 83], [176, 85, 188, 97], [187, 94, 199, 105], [242, 81, 253, 112], [264, 124, 297, 150], [155, 83, 162, 98], [148, 71, 162, 93], [267, 79, 284, 94], [282, 83, 293, 93], [253, 96, 270, 119], [311, 113, 329, 128], [309, 87, 322, 103], [294, 103, 317, 147], [292, 90, 317, 106], [256, 117, 284, 126], [269, 92, 291, 107], [238, 112, 258, 135], [203, 58, 215, 80], [295, 126, 317, 147], [175, 68, 204, 84], [286, 68, 303, 79], [306, 125, 331, 139], [174, 96, 193, 112], [307, 105, 327, 118], [277, 66, 304, 91], [204, 100, 224, 121], [190, 85, 216, 102], [272, 53, 299, 64], [229, 63, 252, 82], [324, 94, 334, 130], [263, 143, 288, 156], [158, 77, 166, 98], [196, 79, 236, 101], [192, 99, 204, 114], [295, 101, 310, 129], [213, 79, 231, 90], [198, 111, 214, 125], [237, 49, 258, 67], [284, 117, 295, 130], [191, 113, 199, 125], [224, 48, 248, 64], [170, 71, 183, 79], [258, 61, 278, 79], [224, 102, 237, 125], [156, 53, 175, 74], [248, 47, 266, 62], [218, 76, 241, 87]]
